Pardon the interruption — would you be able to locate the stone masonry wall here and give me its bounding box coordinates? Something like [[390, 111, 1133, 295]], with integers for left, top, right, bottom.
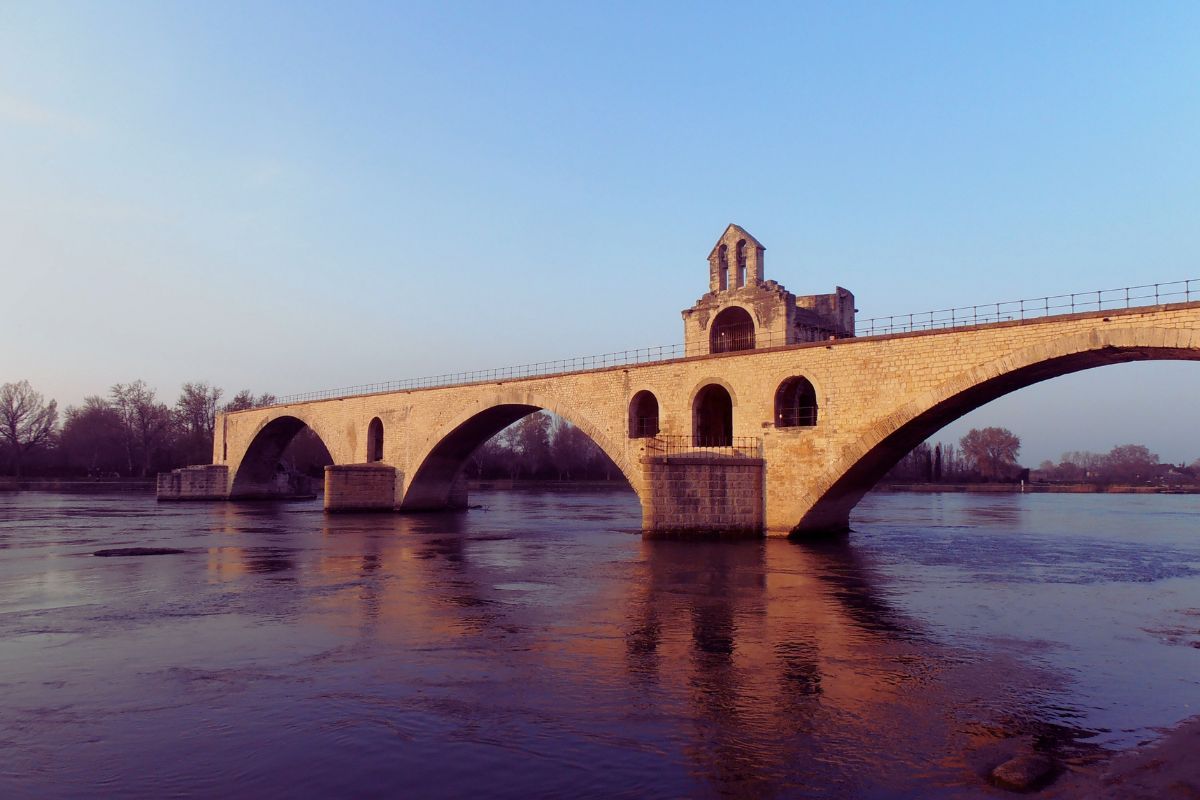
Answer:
[[325, 464, 397, 512], [642, 456, 764, 535], [157, 465, 229, 500]]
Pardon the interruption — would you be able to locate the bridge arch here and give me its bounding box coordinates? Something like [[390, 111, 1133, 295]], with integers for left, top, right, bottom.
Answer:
[[229, 414, 336, 499], [788, 326, 1200, 535], [400, 389, 641, 512]]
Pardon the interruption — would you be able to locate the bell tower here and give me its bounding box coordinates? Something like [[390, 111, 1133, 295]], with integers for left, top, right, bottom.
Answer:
[[682, 225, 855, 355], [708, 225, 766, 292]]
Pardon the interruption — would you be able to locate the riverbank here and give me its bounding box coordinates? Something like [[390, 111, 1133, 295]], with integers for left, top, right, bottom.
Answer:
[[878, 482, 1198, 494], [1046, 714, 1200, 798], [0, 477, 156, 492]]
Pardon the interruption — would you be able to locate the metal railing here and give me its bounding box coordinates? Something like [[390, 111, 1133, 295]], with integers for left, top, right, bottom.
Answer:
[[856, 278, 1197, 337], [264, 277, 1198, 407], [644, 435, 763, 460]]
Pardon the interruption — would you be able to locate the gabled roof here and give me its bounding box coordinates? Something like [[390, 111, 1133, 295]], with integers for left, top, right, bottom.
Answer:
[[708, 224, 764, 259]]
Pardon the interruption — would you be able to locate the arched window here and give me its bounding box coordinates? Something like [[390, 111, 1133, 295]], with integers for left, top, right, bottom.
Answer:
[[735, 239, 747, 287], [629, 390, 660, 438], [367, 417, 384, 462], [775, 377, 818, 427], [718, 244, 729, 291], [709, 306, 755, 353], [693, 384, 733, 447]]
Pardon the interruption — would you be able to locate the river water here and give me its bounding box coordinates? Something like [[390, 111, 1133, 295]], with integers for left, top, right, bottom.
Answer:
[[1, 488, 1198, 798]]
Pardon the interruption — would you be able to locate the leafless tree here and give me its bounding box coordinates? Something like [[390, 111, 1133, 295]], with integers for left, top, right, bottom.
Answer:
[[175, 382, 222, 464], [110, 381, 174, 476], [176, 382, 222, 439], [224, 390, 277, 413], [0, 380, 58, 476]]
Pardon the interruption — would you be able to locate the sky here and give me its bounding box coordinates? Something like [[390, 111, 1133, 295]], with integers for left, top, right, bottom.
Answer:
[[2, 1, 1199, 465]]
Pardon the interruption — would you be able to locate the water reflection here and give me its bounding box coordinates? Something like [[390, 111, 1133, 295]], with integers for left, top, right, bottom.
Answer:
[[2, 489, 1199, 798]]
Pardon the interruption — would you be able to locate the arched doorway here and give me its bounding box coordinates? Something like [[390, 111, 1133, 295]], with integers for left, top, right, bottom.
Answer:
[[629, 391, 660, 438], [367, 417, 384, 462], [775, 377, 818, 427], [710, 307, 755, 354], [693, 384, 733, 447]]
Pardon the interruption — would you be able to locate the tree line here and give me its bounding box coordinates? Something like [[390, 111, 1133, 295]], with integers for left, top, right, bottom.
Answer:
[[885, 426, 1200, 487], [0, 380, 621, 482], [0, 380, 274, 477]]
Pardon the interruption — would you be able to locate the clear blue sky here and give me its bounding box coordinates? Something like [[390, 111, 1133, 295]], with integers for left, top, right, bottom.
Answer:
[[2, 1, 1198, 464]]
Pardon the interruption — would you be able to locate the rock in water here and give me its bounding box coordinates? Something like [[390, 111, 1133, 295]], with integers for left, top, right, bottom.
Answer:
[[990, 752, 1056, 792], [93, 547, 186, 557]]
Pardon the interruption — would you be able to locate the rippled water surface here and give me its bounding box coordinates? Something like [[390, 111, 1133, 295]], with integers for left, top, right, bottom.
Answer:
[[2, 489, 1199, 798]]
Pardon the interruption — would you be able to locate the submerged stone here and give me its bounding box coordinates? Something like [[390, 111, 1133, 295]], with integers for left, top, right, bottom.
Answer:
[[990, 752, 1056, 792], [93, 547, 186, 557]]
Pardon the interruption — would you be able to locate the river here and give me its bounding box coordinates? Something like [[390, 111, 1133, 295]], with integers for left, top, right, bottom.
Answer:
[[1, 489, 1198, 798]]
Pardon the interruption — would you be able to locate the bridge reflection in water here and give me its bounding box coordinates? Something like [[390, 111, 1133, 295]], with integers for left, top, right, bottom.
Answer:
[[9, 488, 1195, 798], [254, 493, 1071, 797]]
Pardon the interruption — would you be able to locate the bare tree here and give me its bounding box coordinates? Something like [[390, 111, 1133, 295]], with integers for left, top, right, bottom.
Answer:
[[175, 382, 222, 464], [110, 381, 174, 476], [224, 390, 277, 413], [0, 380, 58, 476], [176, 382, 222, 439], [960, 427, 1022, 480]]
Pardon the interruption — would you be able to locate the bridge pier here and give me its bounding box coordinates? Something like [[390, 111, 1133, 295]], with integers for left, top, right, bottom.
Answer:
[[156, 465, 230, 501], [641, 454, 765, 538], [324, 464, 398, 512]]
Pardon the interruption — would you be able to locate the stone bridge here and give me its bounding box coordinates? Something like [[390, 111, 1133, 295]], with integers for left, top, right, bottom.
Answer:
[[158, 227, 1200, 537]]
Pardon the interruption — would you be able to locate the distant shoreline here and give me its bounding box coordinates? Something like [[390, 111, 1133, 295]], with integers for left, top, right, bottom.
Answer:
[[2, 477, 1195, 495], [876, 482, 1198, 494], [0, 477, 634, 493]]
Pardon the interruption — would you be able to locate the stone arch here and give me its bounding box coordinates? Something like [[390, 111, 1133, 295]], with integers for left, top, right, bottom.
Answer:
[[229, 414, 335, 499], [366, 417, 384, 462], [786, 326, 1200, 535], [775, 376, 818, 427], [629, 390, 660, 438], [710, 306, 756, 353], [400, 389, 642, 511], [693, 383, 734, 447]]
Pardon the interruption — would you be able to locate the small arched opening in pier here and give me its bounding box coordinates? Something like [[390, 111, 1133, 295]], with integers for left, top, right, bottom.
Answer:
[[367, 417, 384, 462], [776, 377, 818, 427], [629, 391, 660, 439]]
